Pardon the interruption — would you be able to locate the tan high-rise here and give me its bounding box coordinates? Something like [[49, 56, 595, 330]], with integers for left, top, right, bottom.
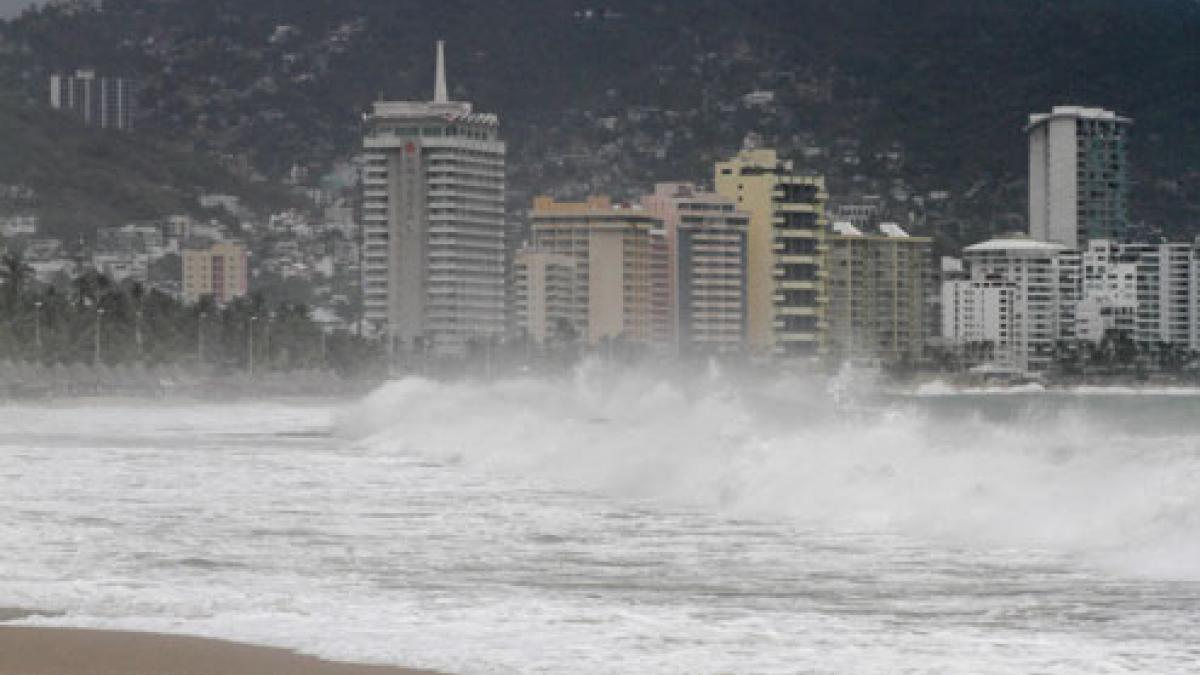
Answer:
[[513, 248, 577, 345], [826, 222, 931, 365], [182, 242, 248, 305], [528, 196, 663, 347], [714, 149, 828, 357], [642, 182, 749, 355]]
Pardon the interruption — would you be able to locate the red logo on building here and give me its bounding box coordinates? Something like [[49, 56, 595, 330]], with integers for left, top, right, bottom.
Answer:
[[405, 142, 416, 154]]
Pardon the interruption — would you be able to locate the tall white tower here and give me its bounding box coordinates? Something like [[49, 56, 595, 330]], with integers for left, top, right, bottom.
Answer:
[[1027, 106, 1132, 250], [361, 42, 507, 357]]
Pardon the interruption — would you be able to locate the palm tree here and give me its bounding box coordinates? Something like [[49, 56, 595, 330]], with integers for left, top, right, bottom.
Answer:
[[0, 251, 34, 309], [71, 269, 111, 309]]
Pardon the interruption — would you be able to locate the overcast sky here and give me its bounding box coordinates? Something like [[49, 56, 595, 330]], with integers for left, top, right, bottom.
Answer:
[[0, 0, 40, 19]]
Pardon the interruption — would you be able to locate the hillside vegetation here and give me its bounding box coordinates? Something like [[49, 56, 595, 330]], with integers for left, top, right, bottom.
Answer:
[[2, 0, 1199, 244], [0, 95, 300, 237]]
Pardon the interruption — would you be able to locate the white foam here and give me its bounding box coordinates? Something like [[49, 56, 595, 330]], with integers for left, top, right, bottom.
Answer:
[[0, 369, 1197, 674], [343, 365, 1200, 579]]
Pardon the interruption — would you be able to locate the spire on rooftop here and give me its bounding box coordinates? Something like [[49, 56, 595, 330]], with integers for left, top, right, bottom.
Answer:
[[433, 40, 448, 103]]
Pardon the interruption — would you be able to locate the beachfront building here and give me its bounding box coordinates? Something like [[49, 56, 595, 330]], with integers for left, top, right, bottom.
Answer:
[[1075, 239, 1139, 343], [826, 222, 931, 366], [182, 242, 248, 304], [642, 182, 749, 355], [361, 41, 506, 357], [948, 236, 1077, 374], [512, 248, 577, 346], [714, 148, 828, 357], [49, 69, 138, 130], [1027, 106, 1132, 249], [1128, 241, 1195, 348], [527, 196, 663, 348]]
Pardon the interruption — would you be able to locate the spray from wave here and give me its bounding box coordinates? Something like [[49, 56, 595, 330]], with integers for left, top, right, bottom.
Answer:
[[340, 360, 1200, 580]]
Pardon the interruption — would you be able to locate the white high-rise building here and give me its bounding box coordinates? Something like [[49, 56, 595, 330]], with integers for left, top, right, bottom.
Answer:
[[1128, 241, 1195, 347], [361, 42, 506, 357], [1027, 106, 1132, 250], [947, 237, 1077, 374], [49, 69, 138, 130], [1075, 239, 1138, 344]]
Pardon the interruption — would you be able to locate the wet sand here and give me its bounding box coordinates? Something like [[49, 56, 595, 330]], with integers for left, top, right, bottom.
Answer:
[[0, 626, 445, 675]]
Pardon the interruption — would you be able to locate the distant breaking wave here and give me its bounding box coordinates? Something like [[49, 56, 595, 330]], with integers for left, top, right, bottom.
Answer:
[[341, 360, 1200, 580]]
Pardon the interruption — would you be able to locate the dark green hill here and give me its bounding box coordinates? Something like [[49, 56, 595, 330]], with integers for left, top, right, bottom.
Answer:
[[0, 95, 299, 238], [3, 0, 1199, 243]]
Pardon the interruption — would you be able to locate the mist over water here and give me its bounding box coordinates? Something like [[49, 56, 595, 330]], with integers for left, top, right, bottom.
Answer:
[[1, 365, 1198, 673], [346, 362, 1200, 580]]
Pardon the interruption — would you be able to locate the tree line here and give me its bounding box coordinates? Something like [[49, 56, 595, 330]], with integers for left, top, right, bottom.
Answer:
[[0, 252, 381, 376]]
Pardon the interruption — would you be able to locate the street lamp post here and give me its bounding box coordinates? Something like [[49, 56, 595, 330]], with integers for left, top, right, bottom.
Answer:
[[135, 309, 144, 358], [247, 316, 257, 376], [197, 312, 207, 362], [263, 314, 272, 370], [33, 301, 42, 354], [93, 308, 105, 366]]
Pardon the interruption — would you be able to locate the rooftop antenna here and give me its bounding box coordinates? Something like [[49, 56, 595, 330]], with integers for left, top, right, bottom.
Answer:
[[433, 40, 448, 103]]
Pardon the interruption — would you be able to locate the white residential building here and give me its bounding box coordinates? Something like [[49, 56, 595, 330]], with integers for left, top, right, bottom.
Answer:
[[945, 237, 1076, 373], [49, 69, 138, 130], [361, 41, 506, 356], [1128, 241, 1195, 347], [1075, 239, 1138, 343], [0, 215, 38, 238]]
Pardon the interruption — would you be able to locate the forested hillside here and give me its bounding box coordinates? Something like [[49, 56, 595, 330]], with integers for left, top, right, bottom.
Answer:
[[2, 0, 1199, 245]]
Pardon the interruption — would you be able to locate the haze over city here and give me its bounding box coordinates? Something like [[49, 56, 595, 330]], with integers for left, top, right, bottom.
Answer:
[[0, 2, 1198, 674]]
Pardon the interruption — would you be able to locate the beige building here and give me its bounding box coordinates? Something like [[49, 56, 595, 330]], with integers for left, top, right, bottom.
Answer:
[[826, 222, 931, 365], [528, 196, 663, 347], [714, 149, 828, 357], [642, 182, 749, 355], [513, 248, 577, 345], [182, 242, 248, 304]]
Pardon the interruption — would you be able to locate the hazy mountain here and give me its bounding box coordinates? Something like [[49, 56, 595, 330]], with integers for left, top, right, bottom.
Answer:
[[2, 0, 1199, 244]]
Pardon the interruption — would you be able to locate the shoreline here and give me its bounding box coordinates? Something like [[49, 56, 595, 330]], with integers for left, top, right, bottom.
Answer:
[[0, 625, 447, 675]]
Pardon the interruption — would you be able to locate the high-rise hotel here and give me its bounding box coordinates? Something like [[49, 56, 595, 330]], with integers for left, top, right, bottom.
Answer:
[[361, 42, 506, 356], [1027, 106, 1132, 250]]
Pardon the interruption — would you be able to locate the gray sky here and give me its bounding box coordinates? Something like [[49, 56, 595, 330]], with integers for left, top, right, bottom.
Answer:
[[0, 0, 41, 19]]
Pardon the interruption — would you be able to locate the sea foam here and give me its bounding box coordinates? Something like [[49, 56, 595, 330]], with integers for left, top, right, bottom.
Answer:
[[342, 361, 1200, 580]]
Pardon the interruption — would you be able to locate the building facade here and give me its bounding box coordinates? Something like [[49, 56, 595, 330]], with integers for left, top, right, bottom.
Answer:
[[949, 237, 1076, 374], [1075, 239, 1139, 343], [361, 42, 507, 356], [182, 242, 248, 305], [528, 196, 663, 348], [1129, 241, 1195, 348], [512, 248, 577, 346], [1027, 106, 1132, 249], [642, 182, 748, 355], [826, 222, 931, 365], [714, 149, 828, 357], [49, 69, 138, 130]]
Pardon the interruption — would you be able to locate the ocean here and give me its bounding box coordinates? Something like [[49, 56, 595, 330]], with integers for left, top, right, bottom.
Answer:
[[1, 363, 1198, 674]]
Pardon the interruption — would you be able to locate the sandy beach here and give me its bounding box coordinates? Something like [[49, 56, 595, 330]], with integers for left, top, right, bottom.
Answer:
[[0, 626, 445, 675]]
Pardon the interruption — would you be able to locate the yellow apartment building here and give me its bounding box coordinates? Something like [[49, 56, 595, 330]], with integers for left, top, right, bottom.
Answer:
[[715, 149, 828, 357]]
